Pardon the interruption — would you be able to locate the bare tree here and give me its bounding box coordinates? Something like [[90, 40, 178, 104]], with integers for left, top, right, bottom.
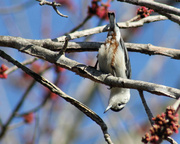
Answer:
[[0, 0, 179, 144]]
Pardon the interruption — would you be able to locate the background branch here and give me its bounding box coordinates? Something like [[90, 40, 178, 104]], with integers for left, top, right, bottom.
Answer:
[[16, 70, 60, 117], [117, 0, 180, 24], [66, 15, 92, 34], [5, 57, 38, 75], [0, 63, 51, 139], [0, 50, 113, 144], [138, 90, 154, 126]]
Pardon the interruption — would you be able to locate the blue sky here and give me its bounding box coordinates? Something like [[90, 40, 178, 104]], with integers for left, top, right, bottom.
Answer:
[[0, 0, 180, 144]]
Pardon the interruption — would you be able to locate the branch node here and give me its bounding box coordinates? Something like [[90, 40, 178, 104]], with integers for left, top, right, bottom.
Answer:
[[59, 37, 69, 55], [37, 0, 68, 18]]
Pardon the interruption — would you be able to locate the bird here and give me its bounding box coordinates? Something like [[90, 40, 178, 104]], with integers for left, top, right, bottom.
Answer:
[[98, 12, 131, 112]]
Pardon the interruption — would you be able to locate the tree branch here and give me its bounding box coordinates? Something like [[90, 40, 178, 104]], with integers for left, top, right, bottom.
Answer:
[[36, 0, 68, 18], [1, 36, 180, 60], [155, 11, 180, 25], [166, 137, 178, 144], [1, 40, 180, 99], [56, 15, 167, 41], [0, 50, 113, 144], [117, 0, 180, 24], [139, 91, 178, 144], [66, 15, 92, 34], [5, 57, 38, 75], [138, 90, 154, 126], [117, 0, 180, 16], [16, 71, 61, 117]]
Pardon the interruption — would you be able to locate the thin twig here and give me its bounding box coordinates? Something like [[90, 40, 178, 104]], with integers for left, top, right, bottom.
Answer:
[[7, 121, 24, 131], [32, 113, 39, 144], [16, 69, 60, 117], [37, 0, 61, 6], [166, 137, 178, 144], [66, 15, 92, 34], [0, 50, 113, 144], [165, 97, 180, 144], [5, 57, 38, 75], [0, 79, 36, 139], [139, 90, 178, 144], [59, 37, 69, 55], [16, 96, 49, 117], [52, 2, 68, 18], [138, 90, 154, 126], [36, 0, 68, 18], [172, 97, 180, 114]]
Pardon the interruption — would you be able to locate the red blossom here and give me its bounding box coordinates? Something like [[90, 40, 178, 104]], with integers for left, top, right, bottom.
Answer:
[[88, 0, 110, 20], [137, 6, 154, 19], [142, 106, 180, 143], [0, 64, 8, 79], [22, 62, 41, 79], [50, 92, 58, 100], [97, 5, 109, 20], [55, 66, 65, 73], [23, 113, 34, 124], [55, 0, 74, 11]]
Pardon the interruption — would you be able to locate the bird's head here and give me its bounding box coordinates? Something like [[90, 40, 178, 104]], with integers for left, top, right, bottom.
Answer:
[[104, 101, 126, 113], [104, 89, 130, 113]]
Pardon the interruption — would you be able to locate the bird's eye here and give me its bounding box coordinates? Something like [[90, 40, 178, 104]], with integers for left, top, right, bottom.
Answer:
[[118, 103, 121, 106]]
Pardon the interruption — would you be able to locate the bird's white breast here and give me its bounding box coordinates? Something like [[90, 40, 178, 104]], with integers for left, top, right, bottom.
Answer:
[[98, 32, 126, 78]]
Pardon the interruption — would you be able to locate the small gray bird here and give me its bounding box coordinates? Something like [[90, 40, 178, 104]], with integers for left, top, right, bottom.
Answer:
[[98, 12, 131, 112]]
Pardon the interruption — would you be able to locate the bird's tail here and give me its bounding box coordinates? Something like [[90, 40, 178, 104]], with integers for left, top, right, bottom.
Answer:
[[108, 12, 116, 31]]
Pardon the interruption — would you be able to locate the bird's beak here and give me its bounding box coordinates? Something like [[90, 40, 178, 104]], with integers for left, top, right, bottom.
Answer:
[[104, 105, 112, 113]]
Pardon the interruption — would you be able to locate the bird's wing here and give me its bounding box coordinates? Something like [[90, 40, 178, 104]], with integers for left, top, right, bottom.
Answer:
[[119, 37, 131, 79]]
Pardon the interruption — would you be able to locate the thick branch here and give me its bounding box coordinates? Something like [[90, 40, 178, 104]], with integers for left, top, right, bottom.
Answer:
[[126, 43, 180, 60], [0, 50, 113, 144], [1, 36, 180, 60], [0, 40, 180, 99], [117, 0, 180, 16], [158, 12, 180, 25], [117, 0, 180, 24]]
